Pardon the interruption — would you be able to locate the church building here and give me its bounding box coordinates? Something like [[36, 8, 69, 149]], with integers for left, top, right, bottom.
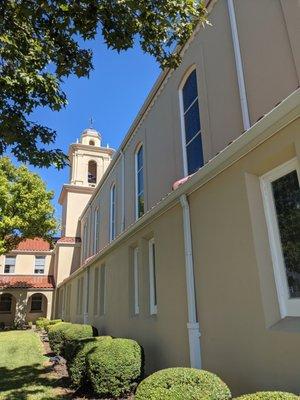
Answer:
[[0, 0, 300, 395]]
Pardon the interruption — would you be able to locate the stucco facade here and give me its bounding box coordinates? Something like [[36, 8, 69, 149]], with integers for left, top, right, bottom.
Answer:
[[1, 0, 300, 395]]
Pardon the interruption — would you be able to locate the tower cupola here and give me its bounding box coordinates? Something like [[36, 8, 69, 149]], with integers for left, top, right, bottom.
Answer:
[[80, 128, 102, 147]]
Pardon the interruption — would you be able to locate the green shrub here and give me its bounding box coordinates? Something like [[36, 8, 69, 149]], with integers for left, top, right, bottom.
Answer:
[[135, 368, 231, 400], [48, 322, 72, 355], [35, 317, 50, 330], [87, 338, 142, 398], [44, 319, 62, 332], [234, 392, 299, 400], [68, 336, 112, 388], [48, 322, 94, 357]]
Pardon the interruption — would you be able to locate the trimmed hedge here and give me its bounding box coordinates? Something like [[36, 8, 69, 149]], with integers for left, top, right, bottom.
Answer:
[[35, 317, 49, 330], [68, 336, 112, 388], [45, 319, 62, 332], [87, 338, 142, 398], [234, 392, 299, 400], [135, 368, 231, 400], [48, 322, 72, 355], [48, 322, 94, 358]]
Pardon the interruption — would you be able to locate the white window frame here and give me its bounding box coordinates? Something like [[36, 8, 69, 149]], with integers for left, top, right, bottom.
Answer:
[[4, 256, 16, 274], [93, 207, 100, 254], [260, 158, 300, 318], [34, 255, 45, 274], [99, 264, 106, 317], [133, 247, 139, 315], [109, 183, 116, 242], [148, 238, 157, 315], [135, 143, 144, 220], [179, 66, 202, 177]]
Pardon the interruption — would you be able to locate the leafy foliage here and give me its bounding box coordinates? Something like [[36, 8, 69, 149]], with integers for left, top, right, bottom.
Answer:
[[87, 338, 142, 398], [67, 336, 112, 388], [135, 368, 231, 400], [234, 392, 300, 400], [0, 0, 208, 167], [0, 157, 56, 254]]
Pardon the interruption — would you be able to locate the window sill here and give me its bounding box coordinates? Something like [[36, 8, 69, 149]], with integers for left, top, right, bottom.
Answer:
[[270, 316, 300, 333]]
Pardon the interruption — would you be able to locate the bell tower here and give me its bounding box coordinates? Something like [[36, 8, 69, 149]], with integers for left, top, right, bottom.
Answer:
[[59, 128, 114, 238]]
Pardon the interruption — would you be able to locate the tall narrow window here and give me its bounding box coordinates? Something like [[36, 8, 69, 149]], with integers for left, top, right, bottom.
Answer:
[[4, 256, 16, 274], [180, 69, 204, 176], [110, 184, 116, 241], [94, 207, 100, 253], [94, 267, 99, 315], [88, 160, 97, 185], [135, 144, 144, 219], [34, 256, 45, 274], [99, 265, 106, 316], [83, 223, 87, 262], [30, 294, 43, 312], [76, 277, 84, 315], [65, 284, 71, 317], [133, 247, 139, 315], [149, 238, 157, 315], [261, 158, 300, 317]]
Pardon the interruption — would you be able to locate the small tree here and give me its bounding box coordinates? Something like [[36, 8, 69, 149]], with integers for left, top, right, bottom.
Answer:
[[0, 157, 57, 254], [0, 1, 208, 168]]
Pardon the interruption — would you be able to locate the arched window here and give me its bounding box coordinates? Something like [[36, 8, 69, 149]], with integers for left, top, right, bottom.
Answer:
[[30, 294, 43, 312], [0, 294, 12, 313], [89, 140, 95, 146], [135, 144, 144, 219], [88, 160, 97, 184], [179, 68, 204, 176], [109, 183, 116, 241]]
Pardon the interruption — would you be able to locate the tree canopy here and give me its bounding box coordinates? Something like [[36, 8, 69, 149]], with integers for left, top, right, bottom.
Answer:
[[0, 0, 208, 168], [0, 157, 57, 254]]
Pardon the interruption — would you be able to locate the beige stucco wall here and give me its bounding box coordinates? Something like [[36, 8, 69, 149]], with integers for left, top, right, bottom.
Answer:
[[57, 116, 300, 394], [77, 0, 300, 268], [0, 252, 53, 275], [0, 289, 53, 326]]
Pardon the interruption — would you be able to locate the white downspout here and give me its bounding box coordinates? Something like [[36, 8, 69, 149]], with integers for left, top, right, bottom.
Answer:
[[227, 0, 251, 131], [121, 150, 125, 232], [180, 194, 202, 369], [83, 267, 90, 324]]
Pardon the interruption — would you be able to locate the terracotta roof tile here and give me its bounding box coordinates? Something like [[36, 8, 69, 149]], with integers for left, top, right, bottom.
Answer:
[[57, 237, 81, 244], [0, 275, 55, 289], [15, 238, 51, 252]]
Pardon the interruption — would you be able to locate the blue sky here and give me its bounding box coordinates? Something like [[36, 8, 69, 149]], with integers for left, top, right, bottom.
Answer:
[[27, 40, 160, 219]]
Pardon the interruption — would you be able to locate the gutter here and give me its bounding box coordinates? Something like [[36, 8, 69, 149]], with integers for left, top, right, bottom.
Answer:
[[227, 0, 251, 131], [180, 194, 202, 369], [57, 88, 300, 287]]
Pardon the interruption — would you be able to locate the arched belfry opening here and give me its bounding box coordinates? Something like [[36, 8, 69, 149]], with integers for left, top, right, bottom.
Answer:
[[88, 160, 97, 185]]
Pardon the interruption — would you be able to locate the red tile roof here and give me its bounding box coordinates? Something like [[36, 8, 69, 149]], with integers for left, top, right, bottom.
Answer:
[[0, 275, 55, 289], [57, 237, 81, 244], [15, 238, 51, 252]]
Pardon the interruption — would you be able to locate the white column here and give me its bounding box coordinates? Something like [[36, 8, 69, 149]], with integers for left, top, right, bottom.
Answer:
[[180, 194, 202, 369]]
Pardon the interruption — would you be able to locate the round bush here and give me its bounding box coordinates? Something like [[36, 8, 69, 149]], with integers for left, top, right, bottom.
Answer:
[[35, 317, 50, 330], [234, 392, 299, 400], [48, 322, 72, 355], [44, 319, 62, 332], [68, 336, 112, 388], [63, 324, 95, 361], [135, 368, 231, 400], [87, 338, 142, 398]]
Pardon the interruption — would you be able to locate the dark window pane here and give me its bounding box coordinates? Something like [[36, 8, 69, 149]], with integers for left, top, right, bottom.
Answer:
[[137, 170, 144, 194], [152, 244, 157, 306], [138, 194, 144, 218], [137, 146, 143, 171], [31, 295, 43, 311], [272, 170, 300, 298], [183, 70, 198, 110], [0, 295, 12, 313], [184, 100, 201, 144], [186, 134, 204, 175]]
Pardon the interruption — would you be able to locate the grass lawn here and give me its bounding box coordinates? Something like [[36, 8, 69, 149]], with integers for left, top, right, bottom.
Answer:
[[0, 330, 69, 400]]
